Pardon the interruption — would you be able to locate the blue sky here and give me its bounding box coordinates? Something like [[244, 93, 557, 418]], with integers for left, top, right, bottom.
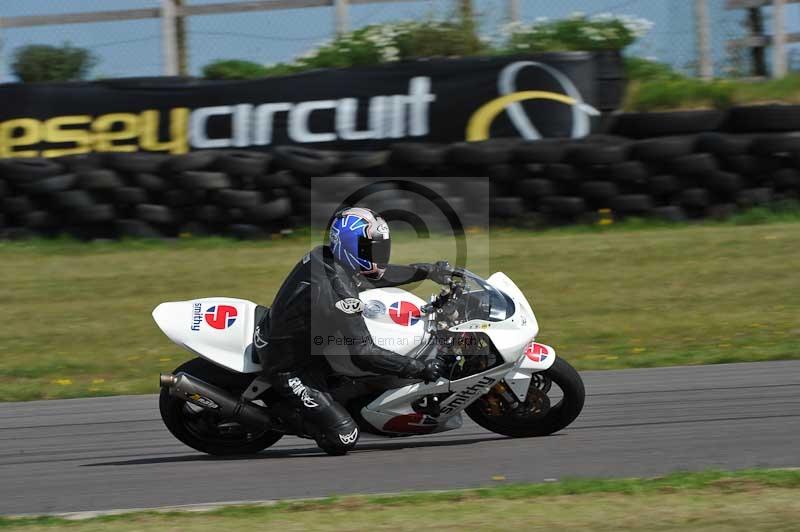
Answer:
[[0, 0, 796, 82]]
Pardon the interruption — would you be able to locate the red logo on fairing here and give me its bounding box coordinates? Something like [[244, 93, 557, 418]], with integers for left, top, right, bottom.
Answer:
[[524, 342, 549, 362], [204, 305, 238, 329], [388, 301, 421, 326]]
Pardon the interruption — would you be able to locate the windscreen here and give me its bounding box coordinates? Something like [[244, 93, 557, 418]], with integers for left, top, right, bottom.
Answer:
[[457, 269, 515, 322]]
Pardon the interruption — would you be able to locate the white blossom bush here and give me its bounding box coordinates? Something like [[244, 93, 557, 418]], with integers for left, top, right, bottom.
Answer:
[[293, 23, 412, 69], [203, 14, 652, 79], [292, 20, 487, 71], [504, 12, 654, 53]]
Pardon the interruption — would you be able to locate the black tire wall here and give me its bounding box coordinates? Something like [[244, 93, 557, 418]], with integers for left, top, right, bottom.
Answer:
[[1, 106, 800, 239]]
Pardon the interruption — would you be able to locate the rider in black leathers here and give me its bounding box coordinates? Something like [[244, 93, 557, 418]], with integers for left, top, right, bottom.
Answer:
[[254, 207, 450, 455]]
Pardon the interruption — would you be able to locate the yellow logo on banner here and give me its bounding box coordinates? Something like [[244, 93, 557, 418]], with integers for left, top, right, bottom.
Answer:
[[0, 110, 190, 158], [466, 90, 583, 142]]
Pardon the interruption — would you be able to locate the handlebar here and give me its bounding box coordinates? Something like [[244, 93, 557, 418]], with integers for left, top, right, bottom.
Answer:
[[421, 273, 464, 315]]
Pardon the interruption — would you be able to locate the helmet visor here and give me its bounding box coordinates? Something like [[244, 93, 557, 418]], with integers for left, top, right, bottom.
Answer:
[[358, 236, 391, 267]]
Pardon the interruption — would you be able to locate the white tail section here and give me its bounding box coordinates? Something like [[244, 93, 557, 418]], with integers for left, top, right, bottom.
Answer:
[[152, 297, 262, 373]]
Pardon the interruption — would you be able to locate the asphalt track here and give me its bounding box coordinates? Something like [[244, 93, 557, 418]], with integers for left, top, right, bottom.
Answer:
[[1, 360, 799, 515]]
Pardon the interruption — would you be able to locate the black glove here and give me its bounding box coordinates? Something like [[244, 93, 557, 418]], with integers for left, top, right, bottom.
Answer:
[[421, 358, 446, 383], [404, 358, 446, 383], [413, 261, 453, 285]]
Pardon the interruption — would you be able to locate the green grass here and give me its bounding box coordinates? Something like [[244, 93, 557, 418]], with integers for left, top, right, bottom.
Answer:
[[623, 57, 800, 111], [629, 75, 800, 111], [624, 64, 800, 111], [1, 214, 799, 401], [2, 470, 800, 530]]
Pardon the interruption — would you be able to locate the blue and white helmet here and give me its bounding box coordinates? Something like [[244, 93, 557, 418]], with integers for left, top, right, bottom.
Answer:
[[329, 207, 391, 280]]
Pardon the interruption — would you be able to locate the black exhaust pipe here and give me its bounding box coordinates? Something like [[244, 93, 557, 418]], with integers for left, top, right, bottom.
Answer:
[[160, 372, 272, 430]]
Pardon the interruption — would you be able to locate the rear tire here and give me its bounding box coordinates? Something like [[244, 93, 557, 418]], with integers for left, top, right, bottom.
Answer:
[[159, 358, 283, 455], [466, 357, 585, 437]]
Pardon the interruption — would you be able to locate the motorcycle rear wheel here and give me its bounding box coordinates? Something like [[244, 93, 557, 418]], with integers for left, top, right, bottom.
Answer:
[[466, 357, 585, 437], [159, 358, 283, 455]]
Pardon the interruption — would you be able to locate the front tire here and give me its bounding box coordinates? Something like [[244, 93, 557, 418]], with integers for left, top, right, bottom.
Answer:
[[159, 358, 283, 455], [466, 357, 585, 437]]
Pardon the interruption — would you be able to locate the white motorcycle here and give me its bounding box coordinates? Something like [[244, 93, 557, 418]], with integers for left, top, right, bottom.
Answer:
[[155, 267, 585, 455]]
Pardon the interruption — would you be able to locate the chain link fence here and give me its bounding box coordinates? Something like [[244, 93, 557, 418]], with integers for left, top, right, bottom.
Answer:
[[0, 0, 765, 82]]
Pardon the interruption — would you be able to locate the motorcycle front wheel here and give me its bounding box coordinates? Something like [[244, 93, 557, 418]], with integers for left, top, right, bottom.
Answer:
[[159, 358, 283, 456], [466, 357, 585, 437]]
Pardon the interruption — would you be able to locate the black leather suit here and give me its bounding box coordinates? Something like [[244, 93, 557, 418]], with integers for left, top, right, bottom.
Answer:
[[255, 245, 435, 454]]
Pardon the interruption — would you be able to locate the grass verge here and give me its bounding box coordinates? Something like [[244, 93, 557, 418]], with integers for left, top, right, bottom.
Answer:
[[623, 57, 800, 111], [1, 214, 799, 401], [624, 65, 800, 111], [2, 469, 799, 531]]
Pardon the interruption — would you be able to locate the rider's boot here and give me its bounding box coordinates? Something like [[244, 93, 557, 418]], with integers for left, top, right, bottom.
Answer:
[[271, 372, 360, 455]]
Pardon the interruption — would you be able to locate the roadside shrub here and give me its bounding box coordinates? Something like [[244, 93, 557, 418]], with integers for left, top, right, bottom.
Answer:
[[393, 20, 488, 59], [202, 59, 268, 80], [203, 19, 488, 78], [12, 43, 97, 83], [293, 20, 487, 70], [624, 57, 685, 82], [293, 25, 394, 69], [504, 12, 653, 53]]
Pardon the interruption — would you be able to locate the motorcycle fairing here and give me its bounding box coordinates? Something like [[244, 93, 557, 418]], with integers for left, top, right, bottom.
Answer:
[[360, 363, 512, 434], [357, 287, 428, 353], [504, 342, 557, 401], [152, 297, 262, 374], [448, 272, 553, 402], [152, 272, 557, 429], [362, 272, 554, 424]]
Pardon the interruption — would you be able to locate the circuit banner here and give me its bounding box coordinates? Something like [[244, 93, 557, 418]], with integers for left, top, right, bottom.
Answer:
[[0, 53, 605, 158]]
